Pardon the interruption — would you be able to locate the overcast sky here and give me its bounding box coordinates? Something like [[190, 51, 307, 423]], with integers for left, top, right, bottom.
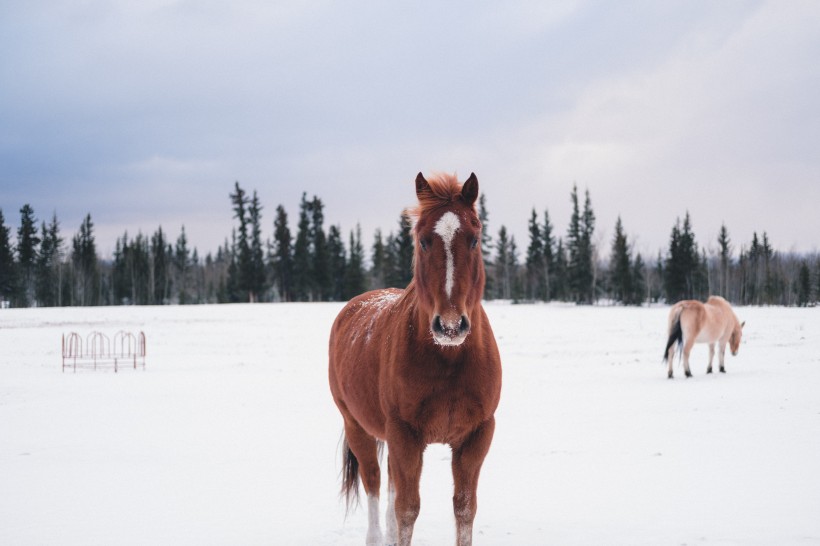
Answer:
[[2, 1, 819, 261]]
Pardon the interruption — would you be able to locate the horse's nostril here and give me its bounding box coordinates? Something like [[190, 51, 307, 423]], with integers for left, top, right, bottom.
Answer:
[[432, 315, 444, 334], [459, 315, 470, 333]]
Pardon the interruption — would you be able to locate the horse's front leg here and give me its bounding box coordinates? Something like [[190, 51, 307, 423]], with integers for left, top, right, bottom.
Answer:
[[386, 420, 424, 546], [706, 343, 715, 374], [452, 418, 496, 546], [718, 340, 728, 373]]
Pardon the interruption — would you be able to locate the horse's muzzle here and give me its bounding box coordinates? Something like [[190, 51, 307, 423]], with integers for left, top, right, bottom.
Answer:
[[431, 314, 470, 346]]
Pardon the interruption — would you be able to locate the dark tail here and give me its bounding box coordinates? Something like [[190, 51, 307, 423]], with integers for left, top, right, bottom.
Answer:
[[340, 436, 360, 514], [663, 314, 683, 362]]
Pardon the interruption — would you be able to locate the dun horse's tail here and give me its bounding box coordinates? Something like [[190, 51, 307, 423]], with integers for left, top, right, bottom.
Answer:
[[340, 436, 360, 514], [663, 308, 683, 362]]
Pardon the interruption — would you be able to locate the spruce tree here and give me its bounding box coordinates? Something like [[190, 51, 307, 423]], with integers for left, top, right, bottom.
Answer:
[[151, 227, 171, 304], [272, 205, 293, 302], [310, 196, 331, 301], [327, 224, 346, 301], [72, 214, 99, 306], [631, 253, 646, 305], [495, 226, 512, 300], [478, 193, 494, 299], [566, 185, 596, 303], [292, 194, 312, 301], [525, 209, 545, 301], [542, 210, 555, 301], [553, 238, 568, 301], [175, 226, 191, 304], [370, 228, 386, 290], [229, 182, 253, 302], [796, 260, 811, 307], [717, 223, 732, 299], [387, 213, 413, 288], [610, 216, 632, 304], [344, 225, 367, 299], [35, 213, 63, 307], [0, 209, 16, 304], [16, 204, 40, 306], [248, 192, 266, 302]]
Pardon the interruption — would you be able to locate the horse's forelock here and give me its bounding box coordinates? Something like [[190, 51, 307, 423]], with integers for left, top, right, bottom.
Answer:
[[408, 173, 473, 223]]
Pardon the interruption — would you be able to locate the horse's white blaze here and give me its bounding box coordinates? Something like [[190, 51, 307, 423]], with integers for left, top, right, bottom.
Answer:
[[434, 211, 461, 299]]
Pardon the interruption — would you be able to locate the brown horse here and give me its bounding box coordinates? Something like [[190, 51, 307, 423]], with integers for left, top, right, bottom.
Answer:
[[663, 295, 745, 378], [328, 173, 502, 546]]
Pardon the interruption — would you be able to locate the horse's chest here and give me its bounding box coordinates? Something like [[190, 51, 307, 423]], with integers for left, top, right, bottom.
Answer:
[[405, 385, 486, 445]]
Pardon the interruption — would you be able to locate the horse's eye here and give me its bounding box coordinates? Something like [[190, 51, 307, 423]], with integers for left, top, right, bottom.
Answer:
[[419, 239, 429, 252], [470, 237, 478, 250]]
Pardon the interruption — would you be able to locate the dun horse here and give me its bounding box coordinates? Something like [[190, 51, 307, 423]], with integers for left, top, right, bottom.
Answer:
[[328, 173, 502, 546], [663, 295, 744, 378]]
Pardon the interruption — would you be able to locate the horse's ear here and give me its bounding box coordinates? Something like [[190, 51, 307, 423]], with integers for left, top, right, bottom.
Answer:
[[415, 172, 429, 198], [461, 172, 478, 206], [741, 321, 746, 329]]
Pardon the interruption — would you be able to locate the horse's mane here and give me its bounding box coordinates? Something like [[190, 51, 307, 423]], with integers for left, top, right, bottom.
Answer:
[[405, 173, 468, 227]]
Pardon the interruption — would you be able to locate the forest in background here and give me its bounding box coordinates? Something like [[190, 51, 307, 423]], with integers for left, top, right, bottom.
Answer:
[[1, 182, 818, 308]]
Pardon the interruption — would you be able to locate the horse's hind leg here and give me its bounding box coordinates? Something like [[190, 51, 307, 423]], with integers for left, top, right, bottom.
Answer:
[[706, 343, 715, 374], [682, 338, 695, 378], [343, 418, 384, 546], [718, 340, 727, 373]]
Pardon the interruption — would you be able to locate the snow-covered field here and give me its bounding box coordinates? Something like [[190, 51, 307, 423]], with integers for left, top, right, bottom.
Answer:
[[1, 302, 819, 545]]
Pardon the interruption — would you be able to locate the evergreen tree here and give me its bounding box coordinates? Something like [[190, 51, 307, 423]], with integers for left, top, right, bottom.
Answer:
[[542, 209, 555, 301], [248, 192, 266, 302], [0, 209, 17, 304], [495, 226, 512, 300], [717, 223, 732, 299], [370, 228, 386, 290], [310, 196, 331, 301], [292, 193, 312, 301], [478, 193, 494, 299], [35, 213, 63, 307], [631, 253, 646, 305], [525, 209, 545, 301], [387, 213, 413, 288], [327, 224, 346, 301], [344, 225, 367, 299], [664, 212, 699, 303], [72, 214, 99, 306], [796, 260, 811, 307], [174, 226, 191, 304], [16, 204, 40, 306], [609, 216, 632, 304], [566, 185, 595, 303], [229, 182, 252, 302], [271, 205, 294, 302], [552, 238, 568, 301], [151, 227, 170, 304]]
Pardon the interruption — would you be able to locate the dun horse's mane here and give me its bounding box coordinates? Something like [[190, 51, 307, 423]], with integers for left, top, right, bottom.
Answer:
[[405, 173, 468, 226]]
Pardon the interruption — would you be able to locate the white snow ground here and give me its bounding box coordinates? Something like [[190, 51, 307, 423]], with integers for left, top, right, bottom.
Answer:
[[1, 302, 819, 545]]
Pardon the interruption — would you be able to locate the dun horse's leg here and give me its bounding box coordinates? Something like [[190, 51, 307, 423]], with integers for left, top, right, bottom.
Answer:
[[682, 338, 695, 378], [452, 418, 496, 546], [667, 344, 676, 379], [707, 343, 715, 374], [386, 422, 424, 546], [718, 341, 727, 373], [344, 420, 384, 546]]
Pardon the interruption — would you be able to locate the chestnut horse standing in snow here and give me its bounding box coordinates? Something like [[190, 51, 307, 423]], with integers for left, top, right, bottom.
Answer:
[[663, 295, 745, 378], [328, 173, 502, 546]]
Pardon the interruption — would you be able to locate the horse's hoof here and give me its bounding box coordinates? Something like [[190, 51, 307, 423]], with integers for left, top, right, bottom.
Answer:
[[685, 371, 692, 378], [668, 372, 673, 379], [706, 369, 712, 374], [719, 368, 726, 373]]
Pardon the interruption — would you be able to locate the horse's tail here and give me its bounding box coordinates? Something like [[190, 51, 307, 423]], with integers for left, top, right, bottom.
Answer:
[[663, 308, 684, 362], [340, 435, 360, 514]]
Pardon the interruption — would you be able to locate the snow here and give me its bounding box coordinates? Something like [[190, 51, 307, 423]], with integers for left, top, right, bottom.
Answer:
[[1, 302, 819, 545]]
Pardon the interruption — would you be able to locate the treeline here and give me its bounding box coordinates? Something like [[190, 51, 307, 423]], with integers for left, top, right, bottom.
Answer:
[[2, 183, 819, 308]]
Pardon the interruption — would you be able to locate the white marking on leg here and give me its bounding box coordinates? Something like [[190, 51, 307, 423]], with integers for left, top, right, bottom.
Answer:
[[386, 482, 398, 545], [434, 211, 461, 299], [366, 494, 383, 546]]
